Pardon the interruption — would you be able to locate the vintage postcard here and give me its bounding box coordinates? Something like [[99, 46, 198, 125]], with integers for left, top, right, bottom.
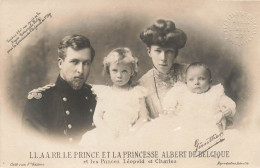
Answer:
[[1, 0, 260, 167]]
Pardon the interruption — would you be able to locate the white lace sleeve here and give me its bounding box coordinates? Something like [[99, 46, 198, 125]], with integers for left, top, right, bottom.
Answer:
[[212, 83, 236, 117], [132, 86, 149, 120], [210, 84, 225, 97], [91, 85, 110, 128], [93, 100, 106, 128], [132, 85, 148, 98], [219, 95, 236, 117], [91, 85, 109, 98], [162, 82, 185, 113]]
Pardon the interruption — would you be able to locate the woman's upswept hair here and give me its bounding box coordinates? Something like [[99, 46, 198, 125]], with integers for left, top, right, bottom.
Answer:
[[103, 47, 138, 78], [140, 19, 187, 49]]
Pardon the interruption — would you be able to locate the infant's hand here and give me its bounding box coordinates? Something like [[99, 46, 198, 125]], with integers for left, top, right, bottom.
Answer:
[[215, 112, 227, 132], [221, 108, 233, 117], [217, 117, 227, 132], [215, 112, 224, 124], [220, 105, 233, 117]]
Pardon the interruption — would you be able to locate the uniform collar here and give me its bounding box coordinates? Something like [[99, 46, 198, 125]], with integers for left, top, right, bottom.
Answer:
[[55, 75, 84, 95]]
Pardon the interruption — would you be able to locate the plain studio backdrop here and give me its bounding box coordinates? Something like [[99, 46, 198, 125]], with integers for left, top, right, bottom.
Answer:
[[1, 0, 259, 136], [1, 1, 260, 167]]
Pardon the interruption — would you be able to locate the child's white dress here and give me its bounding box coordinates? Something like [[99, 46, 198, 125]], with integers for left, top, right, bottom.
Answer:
[[79, 85, 148, 147]]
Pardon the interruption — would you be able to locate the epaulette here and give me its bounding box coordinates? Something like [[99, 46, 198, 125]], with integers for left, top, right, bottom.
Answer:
[[84, 84, 96, 94], [27, 83, 55, 100], [83, 83, 92, 90], [84, 84, 97, 99]]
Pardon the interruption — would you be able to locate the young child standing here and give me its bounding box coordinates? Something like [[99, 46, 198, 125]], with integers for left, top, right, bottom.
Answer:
[[79, 48, 148, 146]]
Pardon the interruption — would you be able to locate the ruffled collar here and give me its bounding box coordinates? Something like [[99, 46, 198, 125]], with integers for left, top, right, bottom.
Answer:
[[153, 67, 177, 87], [185, 83, 224, 97]]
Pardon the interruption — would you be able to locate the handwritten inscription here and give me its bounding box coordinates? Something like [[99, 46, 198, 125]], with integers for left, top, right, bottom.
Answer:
[[6, 12, 52, 53], [192, 131, 227, 158]]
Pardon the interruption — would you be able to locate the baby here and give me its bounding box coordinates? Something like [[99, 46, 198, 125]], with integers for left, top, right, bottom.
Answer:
[[125, 62, 237, 148], [79, 47, 148, 146], [163, 62, 236, 132]]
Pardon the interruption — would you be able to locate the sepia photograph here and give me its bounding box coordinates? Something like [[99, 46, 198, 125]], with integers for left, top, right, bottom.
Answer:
[[1, 0, 260, 167]]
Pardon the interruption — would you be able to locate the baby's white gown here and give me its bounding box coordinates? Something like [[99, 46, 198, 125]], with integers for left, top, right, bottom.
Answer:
[[79, 85, 147, 147], [128, 82, 239, 150], [163, 82, 236, 133]]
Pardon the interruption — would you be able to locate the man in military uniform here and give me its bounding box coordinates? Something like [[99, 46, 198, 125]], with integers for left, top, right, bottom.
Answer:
[[22, 35, 97, 143]]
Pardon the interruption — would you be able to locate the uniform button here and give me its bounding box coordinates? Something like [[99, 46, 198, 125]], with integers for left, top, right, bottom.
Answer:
[[64, 130, 67, 135], [65, 110, 70, 115], [63, 97, 67, 101], [90, 109, 93, 113], [69, 138, 73, 142], [68, 124, 72, 129], [85, 96, 88, 100]]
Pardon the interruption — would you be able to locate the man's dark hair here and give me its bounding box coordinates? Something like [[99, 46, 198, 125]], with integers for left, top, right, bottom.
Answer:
[[58, 35, 95, 61]]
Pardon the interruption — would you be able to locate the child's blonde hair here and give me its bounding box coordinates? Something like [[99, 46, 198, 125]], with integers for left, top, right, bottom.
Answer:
[[103, 47, 138, 78]]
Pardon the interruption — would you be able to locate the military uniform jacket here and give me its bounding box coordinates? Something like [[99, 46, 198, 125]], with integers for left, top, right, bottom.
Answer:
[[22, 75, 97, 143], [138, 63, 187, 119]]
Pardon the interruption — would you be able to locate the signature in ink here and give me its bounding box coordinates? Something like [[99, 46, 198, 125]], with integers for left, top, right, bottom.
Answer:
[[194, 132, 225, 156]]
